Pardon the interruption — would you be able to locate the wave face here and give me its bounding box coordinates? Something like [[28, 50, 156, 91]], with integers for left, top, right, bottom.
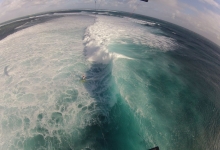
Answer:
[[0, 11, 220, 150]]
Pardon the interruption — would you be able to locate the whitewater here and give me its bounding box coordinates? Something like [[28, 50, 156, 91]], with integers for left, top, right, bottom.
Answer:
[[0, 11, 220, 150]]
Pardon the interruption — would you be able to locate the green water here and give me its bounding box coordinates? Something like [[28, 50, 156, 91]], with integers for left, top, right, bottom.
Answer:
[[0, 11, 220, 150]]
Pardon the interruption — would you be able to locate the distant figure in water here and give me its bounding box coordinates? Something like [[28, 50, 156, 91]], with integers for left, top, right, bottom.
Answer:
[[4, 66, 9, 76], [82, 75, 86, 80]]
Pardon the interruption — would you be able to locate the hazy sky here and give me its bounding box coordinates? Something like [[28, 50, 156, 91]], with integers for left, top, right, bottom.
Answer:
[[0, 0, 220, 46]]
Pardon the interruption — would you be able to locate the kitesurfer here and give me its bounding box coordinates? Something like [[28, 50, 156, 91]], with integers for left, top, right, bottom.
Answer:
[[82, 75, 86, 80]]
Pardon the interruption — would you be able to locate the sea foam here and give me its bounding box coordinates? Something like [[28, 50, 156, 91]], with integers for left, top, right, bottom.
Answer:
[[83, 15, 176, 64]]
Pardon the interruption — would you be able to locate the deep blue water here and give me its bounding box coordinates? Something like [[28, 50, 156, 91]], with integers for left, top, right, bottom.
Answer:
[[0, 10, 220, 150]]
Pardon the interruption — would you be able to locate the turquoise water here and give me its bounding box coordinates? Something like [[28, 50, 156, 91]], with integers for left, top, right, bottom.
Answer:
[[0, 11, 220, 150]]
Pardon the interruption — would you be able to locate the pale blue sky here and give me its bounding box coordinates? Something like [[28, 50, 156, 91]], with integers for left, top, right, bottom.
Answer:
[[0, 0, 220, 45]]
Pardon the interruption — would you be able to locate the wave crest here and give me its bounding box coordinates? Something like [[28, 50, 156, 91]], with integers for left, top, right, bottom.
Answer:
[[83, 15, 177, 64]]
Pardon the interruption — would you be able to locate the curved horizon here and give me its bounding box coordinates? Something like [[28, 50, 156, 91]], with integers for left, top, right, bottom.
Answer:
[[0, 0, 220, 46], [0, 9, 220, 150]]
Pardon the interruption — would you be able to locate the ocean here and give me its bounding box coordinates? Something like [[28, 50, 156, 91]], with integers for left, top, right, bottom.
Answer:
[[0, 10, 220, 150]]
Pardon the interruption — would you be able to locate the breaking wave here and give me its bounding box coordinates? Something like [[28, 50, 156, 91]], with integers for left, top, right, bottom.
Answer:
[[0, 11, 220, 150]]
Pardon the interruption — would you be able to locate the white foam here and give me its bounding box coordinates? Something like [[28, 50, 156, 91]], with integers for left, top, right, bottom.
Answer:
[[124, 17, 156, 26], [54, 12, 83, 16], [15, 22, 30, 30], [98, 12, 109, 15], [0, 15, 99, 148], [34, 14, 52, 18], [83, 15, 176, 64]]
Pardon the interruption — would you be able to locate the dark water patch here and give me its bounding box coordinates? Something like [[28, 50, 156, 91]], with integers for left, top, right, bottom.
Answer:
[[78, 62, 115, 149], [136, 56, 216, 149], [80, 58, 152, 149], [161, 27, 220, 149]]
